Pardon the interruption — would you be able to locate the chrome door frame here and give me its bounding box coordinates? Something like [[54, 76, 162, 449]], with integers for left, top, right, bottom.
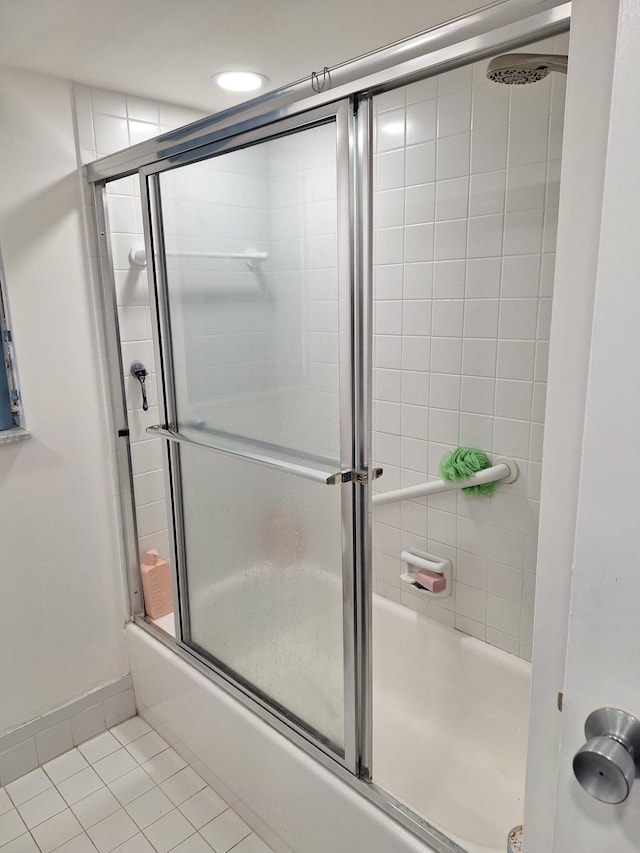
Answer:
[[88, 2, 572, 850], [139, 99, 364, 772]]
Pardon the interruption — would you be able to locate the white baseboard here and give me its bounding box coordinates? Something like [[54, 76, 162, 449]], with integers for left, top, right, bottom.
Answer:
[[0, 674, 136, 784]]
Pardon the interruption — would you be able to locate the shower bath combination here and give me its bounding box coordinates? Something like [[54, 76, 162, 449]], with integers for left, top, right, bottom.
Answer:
[[88, 4, 572, 852], [486, 52, 568, 83]]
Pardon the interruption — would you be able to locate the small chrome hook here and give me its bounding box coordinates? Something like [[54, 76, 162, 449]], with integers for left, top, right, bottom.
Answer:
[[311, 66, 332, 93], [130, 360, 148, 411]]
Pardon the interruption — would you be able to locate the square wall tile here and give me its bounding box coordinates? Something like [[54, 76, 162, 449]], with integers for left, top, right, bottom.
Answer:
[[0, 740, 38, 786], [456, 583, 487, 623], [376, 109, 406, 152], [401, 336, 430, 372], [432, 299, 463, 337], [433, 260, 465, 299], [463, 299, 499, 338], [402, 300, 431, 336], [94, 114, 129, 154], [497, 340, 535, 381], [467, 214, 503, 258], [499, 299, 539, 340], [435, 177, 469, 221], [405, 223, 434, 263], [376, 150, 406, 190], [406, 100, 437, 146], [405, 183, 435, 225], [462, 339, 496, 378], [437, 133, 470, 181], [403, 262, 433, 298], [461, 376, 495, 416], [71, 705, 106, 747], [376, 188, 405, 228], [405, 142, 436, 186], [438, 90, 471, 138], [469, 170, 506, 216], [487, 595, 521, 637], [466, 258, 501, 298], [431, 337, 462, 374], [434, 219, 467, 261]]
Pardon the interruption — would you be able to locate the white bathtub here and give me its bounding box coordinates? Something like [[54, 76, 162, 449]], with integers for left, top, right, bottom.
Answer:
[[373, 594, 531, 853], [128, 589, 530, 853]]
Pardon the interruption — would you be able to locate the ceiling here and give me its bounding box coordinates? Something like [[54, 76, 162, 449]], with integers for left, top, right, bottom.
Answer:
[[0, 0, 488, 113]]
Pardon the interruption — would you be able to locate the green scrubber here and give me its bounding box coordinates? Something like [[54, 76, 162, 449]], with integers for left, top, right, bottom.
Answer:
[[439, 447, 495, 496]]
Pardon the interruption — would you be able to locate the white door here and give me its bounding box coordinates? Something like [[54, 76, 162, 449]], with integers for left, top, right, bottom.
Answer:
[[525, 0, 640, 850]]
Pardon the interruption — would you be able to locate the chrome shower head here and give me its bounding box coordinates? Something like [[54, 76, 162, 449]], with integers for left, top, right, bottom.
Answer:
[[486, 53, 568, 85]]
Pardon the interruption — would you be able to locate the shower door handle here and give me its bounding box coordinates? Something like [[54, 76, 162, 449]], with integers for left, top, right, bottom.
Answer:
[[147, 424, 381, 486]]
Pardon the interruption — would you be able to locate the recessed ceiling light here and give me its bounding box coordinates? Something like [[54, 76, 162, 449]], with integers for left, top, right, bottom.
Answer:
[[213, 71, 269, 92]]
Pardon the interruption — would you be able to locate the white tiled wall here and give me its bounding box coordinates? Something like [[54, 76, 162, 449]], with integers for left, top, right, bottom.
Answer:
[[372, 34, 568, 659], [74, 85, 205, 567]]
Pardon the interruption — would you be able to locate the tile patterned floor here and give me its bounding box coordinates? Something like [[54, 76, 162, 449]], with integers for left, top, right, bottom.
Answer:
[[0, 717, 273, 853]]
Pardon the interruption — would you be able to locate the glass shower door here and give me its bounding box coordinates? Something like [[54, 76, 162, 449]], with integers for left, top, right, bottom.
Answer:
[[145, 102, 364, 763]]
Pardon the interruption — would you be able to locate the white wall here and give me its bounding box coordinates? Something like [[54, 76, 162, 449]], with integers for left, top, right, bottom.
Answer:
[[0, 66, 129, 734]]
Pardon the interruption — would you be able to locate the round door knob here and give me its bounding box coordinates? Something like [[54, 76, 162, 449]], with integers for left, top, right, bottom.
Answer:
[[573, 708, 640, 804]]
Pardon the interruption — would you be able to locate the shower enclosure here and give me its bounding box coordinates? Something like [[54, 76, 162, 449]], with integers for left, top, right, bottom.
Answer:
[[88, 2, 570, 851]]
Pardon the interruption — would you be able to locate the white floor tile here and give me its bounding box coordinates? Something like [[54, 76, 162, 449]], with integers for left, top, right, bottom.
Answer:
[[109, 720, 151, 749], [110, 834, 154, 852], [199, 810, 251, 853], [231, 834, 274, 853], [142, 809, 195, 853], [72, 787, 120, 830], [141, 750, 186, 785], [4, 719, 272, 853], [52, 834, 98, 852], [170, 836, 213, 852], [86, 809, 138, 853], [124, 734, 167, 767], [0, 810, 27, 845], [78, 735, 120, 767], [5, 769, 52, 807], [30, 809, 84, 853], [125, 788, 173, 830], [178, 789, 226, 831], [159, 768, 205, 807], [0, 789, 14, 816], [17, 786, 66, 828], [108, 769, 155, 807], [0, 833, 39, 852], [44, 751, 89, 786], [57, 768, 104, 806], [93, 751, 138, 786]]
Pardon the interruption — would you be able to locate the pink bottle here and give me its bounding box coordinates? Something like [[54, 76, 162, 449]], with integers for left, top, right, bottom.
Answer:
[[140, 550, 173, 619]]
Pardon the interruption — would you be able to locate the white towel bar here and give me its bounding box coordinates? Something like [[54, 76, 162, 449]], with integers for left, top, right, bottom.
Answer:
[[129, 246, 268, 267], [371, 456, 518, 507]]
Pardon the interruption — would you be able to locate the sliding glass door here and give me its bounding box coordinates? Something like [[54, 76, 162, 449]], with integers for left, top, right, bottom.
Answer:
[[142, 101, 370, 766]]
